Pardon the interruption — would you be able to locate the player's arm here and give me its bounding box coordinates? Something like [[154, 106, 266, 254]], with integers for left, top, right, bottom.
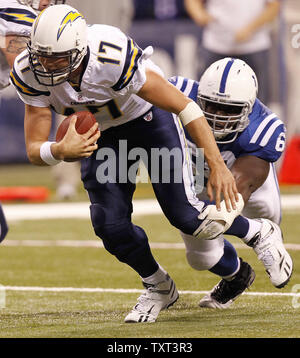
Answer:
[[24, 104, 100, 165], [2, 35, 29, 67], [137, 68, 239, 210], [230, 155, 270, 203]]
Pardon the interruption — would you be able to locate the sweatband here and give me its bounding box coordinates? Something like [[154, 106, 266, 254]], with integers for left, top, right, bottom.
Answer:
[[40, 141, 61, 166], [178, 101, 204, 126]]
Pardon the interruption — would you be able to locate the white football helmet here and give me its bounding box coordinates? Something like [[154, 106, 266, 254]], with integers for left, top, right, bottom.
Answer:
[[17, 1, 66, 12], [198, 58, 258, 143], [28, 4, 87, 86]]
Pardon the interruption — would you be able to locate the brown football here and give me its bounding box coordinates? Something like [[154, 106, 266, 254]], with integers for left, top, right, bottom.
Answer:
[[56, 111, 97, 142]]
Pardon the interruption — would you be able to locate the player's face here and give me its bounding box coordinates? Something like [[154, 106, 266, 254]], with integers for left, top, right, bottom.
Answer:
[[38, 0, 52, 10], [206, 102, 242, 129], [38, 56, 70, 72]]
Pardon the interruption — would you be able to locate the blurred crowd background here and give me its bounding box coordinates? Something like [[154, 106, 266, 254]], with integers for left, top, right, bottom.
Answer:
[[0, 0, 299, 176]]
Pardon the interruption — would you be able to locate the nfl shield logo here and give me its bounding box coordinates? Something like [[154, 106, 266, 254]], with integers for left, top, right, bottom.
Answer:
[[143, 111, 153, 122]]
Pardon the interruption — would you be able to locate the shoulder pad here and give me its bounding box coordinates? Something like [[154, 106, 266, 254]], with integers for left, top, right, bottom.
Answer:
[[10, 50, 50, 97]]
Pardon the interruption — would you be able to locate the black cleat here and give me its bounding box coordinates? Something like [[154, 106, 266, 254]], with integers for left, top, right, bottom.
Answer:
[[199, 258, 255, 309]]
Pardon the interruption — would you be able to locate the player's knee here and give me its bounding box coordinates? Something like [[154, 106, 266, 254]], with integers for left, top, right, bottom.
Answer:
[[185, 249, 221, 271], [90, 203, 129, 247], [90, 203, 148, 262], [166, 212, 202, 236]]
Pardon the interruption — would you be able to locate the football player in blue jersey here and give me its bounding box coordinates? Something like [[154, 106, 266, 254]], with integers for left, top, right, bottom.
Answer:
[[10, 5, 292, 322], [172, 58, 293, 308]]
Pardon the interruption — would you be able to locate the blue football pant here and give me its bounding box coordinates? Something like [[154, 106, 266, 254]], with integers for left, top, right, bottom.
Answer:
[[81, 106, 206, 277]]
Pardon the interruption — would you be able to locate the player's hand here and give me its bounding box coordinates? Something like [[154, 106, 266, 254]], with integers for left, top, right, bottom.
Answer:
[[206, 164, 239, 212], [57, 115, 100, 160]]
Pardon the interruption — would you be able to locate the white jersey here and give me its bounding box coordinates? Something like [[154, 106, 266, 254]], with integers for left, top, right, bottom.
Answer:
[[0, 0, 36, 89], [10, 24, 162, 131]]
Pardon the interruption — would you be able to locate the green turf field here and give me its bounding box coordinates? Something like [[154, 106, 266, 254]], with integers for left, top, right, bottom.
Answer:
[[0, 212, 299, 338], [0, 163, 299, 338]]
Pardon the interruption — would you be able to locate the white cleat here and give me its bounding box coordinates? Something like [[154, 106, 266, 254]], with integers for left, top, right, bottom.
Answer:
[[124, 274, 179, 323], [248, 219, 293, 288]]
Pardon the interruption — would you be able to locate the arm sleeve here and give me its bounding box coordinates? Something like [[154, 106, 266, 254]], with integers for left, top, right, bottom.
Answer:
[[240, 122, 286, 162], [9, 54, 51, 108]]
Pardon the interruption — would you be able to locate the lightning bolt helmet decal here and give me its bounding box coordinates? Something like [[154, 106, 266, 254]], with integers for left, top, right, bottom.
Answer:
[[57, 11, 84, 41]]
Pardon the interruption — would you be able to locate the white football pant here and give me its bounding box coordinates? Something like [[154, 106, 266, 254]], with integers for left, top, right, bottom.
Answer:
[[182, 163, 281, 271]]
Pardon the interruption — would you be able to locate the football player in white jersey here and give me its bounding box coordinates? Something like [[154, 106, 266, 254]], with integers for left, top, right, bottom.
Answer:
[[169, 58, 293, 308], [0, 0, 65, 244], [0, 1, 65, 89], [10, 4, 290, 323], [0, 0, 80, 201]]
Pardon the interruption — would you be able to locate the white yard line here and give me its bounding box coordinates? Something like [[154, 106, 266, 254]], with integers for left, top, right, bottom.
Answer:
[[2, 200, 161, 221], [2, 195, 300, 221], [2, 285, 300, 297], [2, 240, 300, 250]]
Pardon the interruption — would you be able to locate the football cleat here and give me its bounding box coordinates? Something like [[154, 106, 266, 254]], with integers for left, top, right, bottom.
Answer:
[[199, 258, 255, 309], [247, 219, 293, 288], [124, 274, 179, 323]]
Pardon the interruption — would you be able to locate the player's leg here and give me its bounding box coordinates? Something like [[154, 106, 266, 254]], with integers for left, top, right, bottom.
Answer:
[[189, 142, 291, 290], [0, 204, 8, 242], [207, 164, 292, 288], [81, 125, 178, 323], [134, 106, 255, 308], [217, 214, 292, 289], [140, 106, 229, 237], [242, 163, 281, 224], [181, 232, 255, 308], [239, 163, 292, 288], [143, 108, 258, 244]]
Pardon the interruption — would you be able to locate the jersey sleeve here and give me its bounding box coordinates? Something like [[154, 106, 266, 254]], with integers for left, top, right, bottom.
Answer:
[[9, 50, 51, 107], [239, 116, 286, 162], [168, 76, 199, 101], [0, 6, 36, 36], [111, 36, 146, 94], [87, 25, 150, 96]]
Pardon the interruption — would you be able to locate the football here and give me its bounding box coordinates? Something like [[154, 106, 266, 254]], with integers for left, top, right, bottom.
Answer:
[[56, 111, 97, 142]]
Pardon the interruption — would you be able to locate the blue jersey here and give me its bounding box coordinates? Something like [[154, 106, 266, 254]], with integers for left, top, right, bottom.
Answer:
[[169, 76, 286, 169]]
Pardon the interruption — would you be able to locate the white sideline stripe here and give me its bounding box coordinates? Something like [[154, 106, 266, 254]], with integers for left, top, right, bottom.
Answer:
[[2, 195, 300, 221], [2, 285, 300, 297], [2, 240, 300, 251]]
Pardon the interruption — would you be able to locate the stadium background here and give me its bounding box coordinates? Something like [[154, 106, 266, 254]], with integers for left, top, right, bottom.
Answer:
[[0, 0, 299, 170]]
